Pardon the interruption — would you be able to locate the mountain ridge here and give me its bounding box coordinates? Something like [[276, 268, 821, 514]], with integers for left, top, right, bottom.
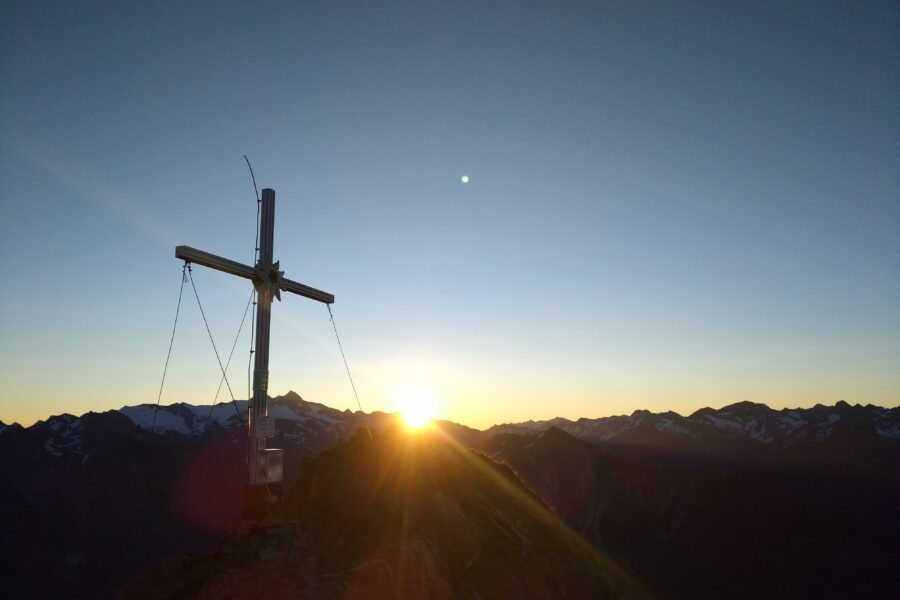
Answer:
[[487, 399, 900, 449], [6, 394, 897, 450], [2, 395, 898, 598]]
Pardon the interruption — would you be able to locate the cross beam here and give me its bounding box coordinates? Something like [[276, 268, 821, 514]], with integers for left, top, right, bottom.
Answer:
[[174, 246, 334, 304], [175, 187, 333, 517]]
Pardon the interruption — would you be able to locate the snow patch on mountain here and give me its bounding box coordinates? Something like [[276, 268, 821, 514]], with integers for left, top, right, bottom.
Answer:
[[700, 414, 743, 431], [655, 418, 691, 436], [775, 411, 807, 430], [120, 405, 193, 435], [268, 403, 339, 424], [267, 404, 311, 422], [41, 414, 85, 456], [746, 422, 774, 444], [119, 401, 249, 435], [870, 406, 900, 439], [814, 413, 841, 439], [184, 402, 248, 426], [117, 394, 347, 437]]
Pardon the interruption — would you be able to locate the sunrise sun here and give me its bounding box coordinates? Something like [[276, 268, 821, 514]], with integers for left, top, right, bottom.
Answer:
[[394, 385, 439, 430]]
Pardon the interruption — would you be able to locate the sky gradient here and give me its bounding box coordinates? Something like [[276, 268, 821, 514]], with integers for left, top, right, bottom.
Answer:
[[1, 1, 897, 428]]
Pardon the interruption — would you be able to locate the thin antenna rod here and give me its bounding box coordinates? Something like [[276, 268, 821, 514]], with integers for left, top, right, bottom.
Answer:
[[244, 155, 260, 202]]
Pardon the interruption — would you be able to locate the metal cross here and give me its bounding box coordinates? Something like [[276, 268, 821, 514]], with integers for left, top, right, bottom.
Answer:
[[175, 188, 333, 516]]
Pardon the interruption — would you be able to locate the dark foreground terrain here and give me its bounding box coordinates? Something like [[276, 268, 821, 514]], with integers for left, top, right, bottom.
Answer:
[[120, 428, 650, 599]]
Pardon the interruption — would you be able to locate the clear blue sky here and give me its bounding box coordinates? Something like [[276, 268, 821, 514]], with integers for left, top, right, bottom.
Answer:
[[1, 1, 897, 427]]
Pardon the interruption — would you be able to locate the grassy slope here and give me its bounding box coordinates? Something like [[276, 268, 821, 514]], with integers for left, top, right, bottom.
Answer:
[[120, 428, 652, 599]]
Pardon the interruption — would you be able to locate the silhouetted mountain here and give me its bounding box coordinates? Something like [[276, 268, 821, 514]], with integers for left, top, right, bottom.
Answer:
[[489, 400, 900, 462], [1, 398, 897, 598], [119, 428, 650, 599], [480, 421, 900, 598]]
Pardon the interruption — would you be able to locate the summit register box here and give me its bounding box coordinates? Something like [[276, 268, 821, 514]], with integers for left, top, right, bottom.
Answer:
[[258, 448, 284, 484]]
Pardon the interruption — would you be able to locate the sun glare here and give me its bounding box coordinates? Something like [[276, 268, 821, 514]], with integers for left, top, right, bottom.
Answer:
[[394, 385, 439, 430]]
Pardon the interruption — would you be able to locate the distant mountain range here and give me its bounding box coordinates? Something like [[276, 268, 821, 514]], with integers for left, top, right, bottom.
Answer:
[[489, 399, 900, 447], [1, 395, 897, 598]]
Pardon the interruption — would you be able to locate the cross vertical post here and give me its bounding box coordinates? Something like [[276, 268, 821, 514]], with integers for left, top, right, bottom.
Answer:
[[249, 188, 275, 489]]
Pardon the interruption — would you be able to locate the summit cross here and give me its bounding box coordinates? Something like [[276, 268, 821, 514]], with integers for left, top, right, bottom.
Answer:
[[175, 188, 333, 517]]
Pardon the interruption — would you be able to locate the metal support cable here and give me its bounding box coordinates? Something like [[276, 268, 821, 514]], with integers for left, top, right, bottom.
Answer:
[[327, 304, 372, 439], [151, 265, 187, 434], [199, 288, 255, 439], [187, 266, 243, 420]]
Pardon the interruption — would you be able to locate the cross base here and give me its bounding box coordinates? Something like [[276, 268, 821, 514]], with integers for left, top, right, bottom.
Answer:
[[241, 484, 281, 521]]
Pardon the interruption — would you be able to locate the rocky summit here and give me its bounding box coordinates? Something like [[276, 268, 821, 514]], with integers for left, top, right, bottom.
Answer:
[[119, 427, 651, 600]]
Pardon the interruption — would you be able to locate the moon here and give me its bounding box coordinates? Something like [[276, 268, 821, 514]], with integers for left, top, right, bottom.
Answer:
[[460, 175, 469, 183]]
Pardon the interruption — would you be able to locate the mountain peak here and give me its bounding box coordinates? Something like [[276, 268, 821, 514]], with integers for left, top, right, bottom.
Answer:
[[276, 390, 306, 405], [719, 400, 771, 413]]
